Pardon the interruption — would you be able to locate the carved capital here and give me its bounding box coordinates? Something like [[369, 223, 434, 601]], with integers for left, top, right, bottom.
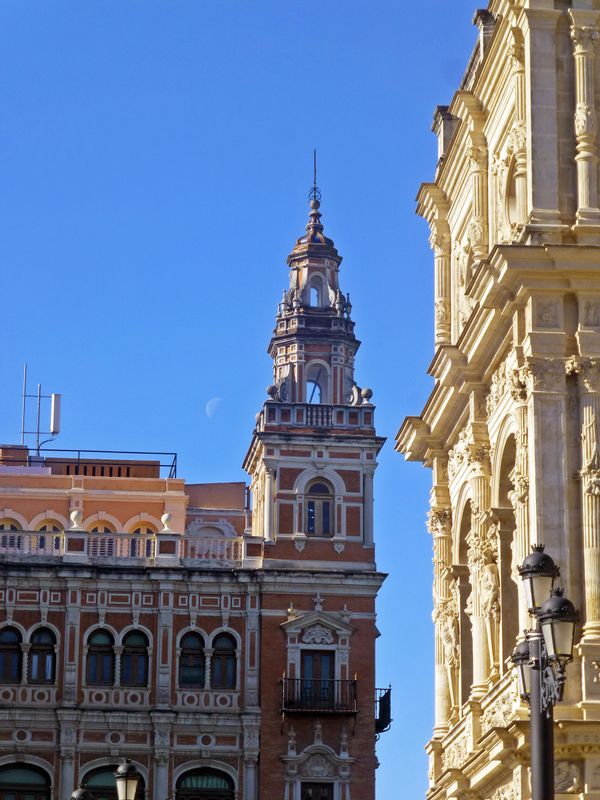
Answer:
[[522, 358, 566, 393], [427, 508, 452, 537], [566, 356, 600, 393], [575, 103, 598, 137], [571, 24, 599, 54]]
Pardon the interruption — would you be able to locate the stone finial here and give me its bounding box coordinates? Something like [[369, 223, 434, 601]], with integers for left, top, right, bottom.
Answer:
[[69, 509, 83, 529], [160, 513, 172, 532]]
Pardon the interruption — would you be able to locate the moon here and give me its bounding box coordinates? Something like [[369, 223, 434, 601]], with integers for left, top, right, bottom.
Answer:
[[205, 397, 223, 418]]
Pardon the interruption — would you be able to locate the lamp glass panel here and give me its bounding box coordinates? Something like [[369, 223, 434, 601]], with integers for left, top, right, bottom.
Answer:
[[126, 777, 138, 800], [530, 575, 554, 609], [115, 779, 126, 800], [551, 620, 575, 659], [517, 661, 531, 697]]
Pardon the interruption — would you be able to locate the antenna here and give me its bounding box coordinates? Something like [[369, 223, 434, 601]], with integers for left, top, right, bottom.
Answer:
[[20, 365, 62, 454]]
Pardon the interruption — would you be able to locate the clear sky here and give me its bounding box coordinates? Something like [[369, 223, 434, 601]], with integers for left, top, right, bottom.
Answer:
[[1, 2, 478, 797]]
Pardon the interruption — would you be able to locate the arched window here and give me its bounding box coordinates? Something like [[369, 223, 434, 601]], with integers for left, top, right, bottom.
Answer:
[[211, 633, 236, 689], [130, 525, 155, 558], [86, 630, 115, 686], [176, 769, 234, 800], [179, 632, 205, 688], [305, 480, 334, 537], [121, 631, 149, 687], [0, 627, 22, 683], [310, 285, 320, 306], [89, 524, 115, 558], [36, 522, 62, 552], [0, 764, 50, 800], [0, 520, 22, 552], [305, 363, 327, 404], [29, 628, 56, 684], [83, 767, 144, 800]]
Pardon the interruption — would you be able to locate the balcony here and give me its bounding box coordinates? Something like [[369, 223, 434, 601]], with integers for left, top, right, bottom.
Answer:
[[0, 530, 244, 567], [375, 686, 392, 735], [258, 402, 375, 432], [281, 677, 357, 714]]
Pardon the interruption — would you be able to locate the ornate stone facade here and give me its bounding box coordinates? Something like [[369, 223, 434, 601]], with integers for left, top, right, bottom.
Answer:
[[398, 2, 600, 799]]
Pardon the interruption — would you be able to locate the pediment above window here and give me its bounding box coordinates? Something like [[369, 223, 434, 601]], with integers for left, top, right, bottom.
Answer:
[[281, 610, 353, 638]]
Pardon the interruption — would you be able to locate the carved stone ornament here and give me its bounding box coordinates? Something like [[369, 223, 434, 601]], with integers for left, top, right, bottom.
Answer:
[[481, 684, 517, 734], [522, 358, 565, 393], [590, 762, 600, 790], [575, 103, 597, 137], [567, 356, 600, 393], [507, 121, 526, 155], [554, 760, 580, 794], [536, 301, 559, 328], [441, 732, 468, 770], [302, 624, 335, 645], [301, 754, 335, 779], [583, 300, 600, 328], [487, 358, 509, 415], [491, 783, 516, 800], [571, 25, 600, 53], [468, 218, 485, 247], [427, 508, 452, 536]]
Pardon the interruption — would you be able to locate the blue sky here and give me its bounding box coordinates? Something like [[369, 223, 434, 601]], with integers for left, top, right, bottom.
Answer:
[[1, 2, 478, 797]]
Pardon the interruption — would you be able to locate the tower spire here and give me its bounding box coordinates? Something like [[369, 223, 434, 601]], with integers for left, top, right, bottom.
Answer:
[[309, 148, 321, 203]]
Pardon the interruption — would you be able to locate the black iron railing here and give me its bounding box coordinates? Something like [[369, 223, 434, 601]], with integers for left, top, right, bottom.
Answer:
[[375, 686, 392, 735], [282, 677, 357, 713]]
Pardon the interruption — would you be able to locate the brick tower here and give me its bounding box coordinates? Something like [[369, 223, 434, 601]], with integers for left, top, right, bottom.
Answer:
[[243, 182, 388, 799]]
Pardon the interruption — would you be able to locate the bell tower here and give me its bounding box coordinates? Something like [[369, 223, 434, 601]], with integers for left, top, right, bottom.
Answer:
[[243, 179, 385, 562]]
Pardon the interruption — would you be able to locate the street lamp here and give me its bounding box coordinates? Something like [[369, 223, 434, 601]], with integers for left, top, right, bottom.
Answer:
[[71, 789, 94, 800], [511, 545, 579, 800], [114, 760, 141, 800]]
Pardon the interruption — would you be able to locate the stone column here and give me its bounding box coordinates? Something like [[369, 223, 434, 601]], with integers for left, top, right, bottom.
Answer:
[[428, 507, 453, 735], [570, 12, 600, 232], [204, 648, 213, 690], [59, 752, 74, 800], [362, 467, 375, 546], [113, 646, 123, 688], [467, 138, 489, 261], [510, 29, 527, 226], [21, 644, 30, 685], [568, 357, 600, 639], [244, 759, 257, 800], [510, 369, 531, 634], [468, 448, 492, 698], [263, 467, 274, 543], [154, 753, 169, 800], [431, 222, 451, 346]]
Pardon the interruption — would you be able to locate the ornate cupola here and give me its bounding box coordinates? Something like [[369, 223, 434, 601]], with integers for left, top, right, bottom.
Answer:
[[243, 179, 385, 560], [268, 186, 364, 408]]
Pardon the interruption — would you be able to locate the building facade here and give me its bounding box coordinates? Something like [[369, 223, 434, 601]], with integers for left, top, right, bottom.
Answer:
[[398, 2, 600, 799], [0, 195, 388, 800]]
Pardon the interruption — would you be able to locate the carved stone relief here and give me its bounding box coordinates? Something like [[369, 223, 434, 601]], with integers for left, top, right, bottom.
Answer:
[[302, 624, 335, 645], [554, 761, 580, 794]]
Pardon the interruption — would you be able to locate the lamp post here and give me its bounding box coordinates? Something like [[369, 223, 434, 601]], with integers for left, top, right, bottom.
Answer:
[[71, 789, 94, 800], [512, 545, 579, 800], [114, 760, 141, 800]]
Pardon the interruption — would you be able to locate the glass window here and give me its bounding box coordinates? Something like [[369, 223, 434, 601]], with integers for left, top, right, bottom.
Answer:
[[121, 631, 148, 687], [84, 767, 144, 800], [211, 634, 236, 690], [0, 628, 22, 684], [29, 628, 56, 684], [305, 481, 333, 537], [176, 769, 233, 799], [0, 764, 50, 800], [86, 630, 114, 686], [179, 632, 205, 688], [301, 784, 333, 800]]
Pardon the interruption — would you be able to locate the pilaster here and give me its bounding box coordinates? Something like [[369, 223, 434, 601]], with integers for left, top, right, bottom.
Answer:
[[569, 11, 600, 240]]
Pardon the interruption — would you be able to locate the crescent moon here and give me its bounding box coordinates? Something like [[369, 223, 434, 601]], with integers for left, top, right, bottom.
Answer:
[[205, 397, 223, 418]]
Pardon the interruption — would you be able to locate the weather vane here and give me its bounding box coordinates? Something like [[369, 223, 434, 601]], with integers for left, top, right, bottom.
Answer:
[[309, 148, 321, 203]]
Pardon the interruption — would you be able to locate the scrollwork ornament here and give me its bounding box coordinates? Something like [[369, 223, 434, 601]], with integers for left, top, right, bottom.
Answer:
[[571, 25, 600, 54], [575, 103, 597, 137], [427, 508, 452, 536]]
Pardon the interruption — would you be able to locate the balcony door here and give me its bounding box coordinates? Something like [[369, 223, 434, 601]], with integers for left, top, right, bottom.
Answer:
[[301, 650, 334, 709], [301, 784, 333, 800]]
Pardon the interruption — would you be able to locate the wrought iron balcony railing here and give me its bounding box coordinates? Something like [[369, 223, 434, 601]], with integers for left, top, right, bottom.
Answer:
[[375, 686, 392, 735], [281, 677, 357, 714]]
